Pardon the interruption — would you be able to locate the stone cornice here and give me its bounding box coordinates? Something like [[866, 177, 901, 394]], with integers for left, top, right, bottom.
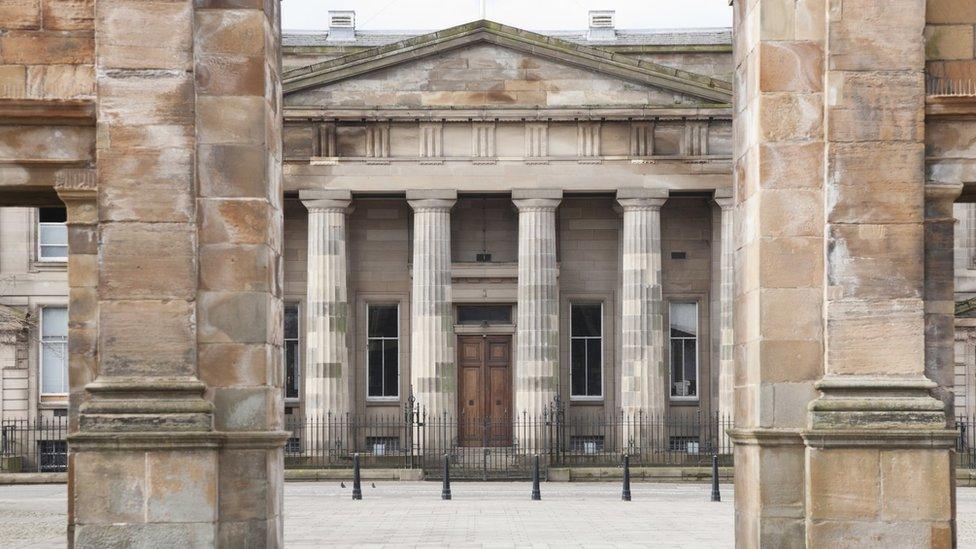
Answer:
[[282, 20, 733, 104], [926, 95, 976, 119], [0, 99, 95, 126], [284, 106, 732, 122]]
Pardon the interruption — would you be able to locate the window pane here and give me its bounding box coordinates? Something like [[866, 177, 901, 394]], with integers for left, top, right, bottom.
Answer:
[[586, 338, 602, 396], [40, 245, 68, 259], [367, 339, 384, 397], [571, 304, 601, 337], [382, 340, 398, 397], [284, 305, 299, 339], [457, 305, 512, 325], [570, 338, 586, 396], [368, 305, 398, 338], [40, 224, 67, 246], [39, 207, 66, 223], [669, 302, 697, 338], [684, 339, 698, 396], [284, 340, 299, 399], [670, 339, 683, 395], [41, 341, 67, 394], [42, 307, 67, 337]]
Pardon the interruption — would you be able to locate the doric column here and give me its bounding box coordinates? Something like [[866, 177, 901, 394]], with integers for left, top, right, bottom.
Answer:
[[714, 194, 734, 423], [407, 190, 457, 418], [925, 182, 963, 421], [300, 190, 352, 421], [616, 189, 668, 430], [512, 189, 562, 417]]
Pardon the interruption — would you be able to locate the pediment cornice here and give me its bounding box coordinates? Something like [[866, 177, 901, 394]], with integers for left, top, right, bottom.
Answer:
[[282, 20, 732, 104]]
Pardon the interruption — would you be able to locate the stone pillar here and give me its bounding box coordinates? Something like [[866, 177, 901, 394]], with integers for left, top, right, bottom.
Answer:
[[730, 0, 829, 544], [616, 188, 667, 450], [300, 190, 352, 424], [925, 183, 963, 421], [513, 189, 562, 418], [714, 193, 734, 424], [407, 190, 457, 418], [69, 0, 286, 546]]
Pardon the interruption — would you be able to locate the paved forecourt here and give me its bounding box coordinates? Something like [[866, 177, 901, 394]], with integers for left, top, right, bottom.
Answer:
[[4, 482, 976, 548]]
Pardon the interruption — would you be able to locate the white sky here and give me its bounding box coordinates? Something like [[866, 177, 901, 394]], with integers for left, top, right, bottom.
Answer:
[[282, 0, 733, 32]]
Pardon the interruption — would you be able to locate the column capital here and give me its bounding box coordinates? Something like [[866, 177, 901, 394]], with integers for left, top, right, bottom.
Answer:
[[513, 189, 562, 211], [616, 188, 667, 211], [924, 181, 963, 203], [300, 189, 353, 212], [407, 189, 457, 211]]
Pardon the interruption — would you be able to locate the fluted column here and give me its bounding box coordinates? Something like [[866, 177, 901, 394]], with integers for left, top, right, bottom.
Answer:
[[407, 190, 457, 418], [617, 189, 667, 450], [513, 190, 562, 418], [300, 190, 352, 427], [715, 196, 734, 423]]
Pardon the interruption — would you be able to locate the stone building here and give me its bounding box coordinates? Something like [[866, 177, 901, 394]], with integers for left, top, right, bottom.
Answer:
[[1, 0, 975, 546], [2, 13, 739, 436]]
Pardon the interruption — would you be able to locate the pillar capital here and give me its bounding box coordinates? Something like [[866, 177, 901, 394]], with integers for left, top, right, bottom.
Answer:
[[407, 189, 457, 211], [713, 188, 734, 210], [300, 189, 353, 212], [512, 188, 562, 211]]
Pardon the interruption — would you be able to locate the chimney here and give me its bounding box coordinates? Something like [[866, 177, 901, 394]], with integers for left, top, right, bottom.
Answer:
[[327, 11, 355, 42], [587, 10, 616, 41]]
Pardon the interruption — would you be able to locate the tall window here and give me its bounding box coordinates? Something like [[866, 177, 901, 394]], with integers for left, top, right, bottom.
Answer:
[[570, 303, 602, 398], [38, 207, 67, 261], [284, 304, 300, 400], [669, 302, 699, 400], [40, 306, 68, 395], [367, 304, 399, 399]]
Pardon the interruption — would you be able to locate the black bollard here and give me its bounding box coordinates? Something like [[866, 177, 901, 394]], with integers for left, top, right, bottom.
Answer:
[[352, 453, 363, 500], [621, 454, 632, 501], [441, 453, 452, 500], [710, 453, 721, 502], [531, 454, 542, 501]]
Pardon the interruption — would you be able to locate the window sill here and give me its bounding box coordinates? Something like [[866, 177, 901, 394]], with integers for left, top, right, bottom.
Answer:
[[569, 396, 604, 405], [366, 397, 400, 405], [669, 398, 700, 406], [31, 260, 67, 272]]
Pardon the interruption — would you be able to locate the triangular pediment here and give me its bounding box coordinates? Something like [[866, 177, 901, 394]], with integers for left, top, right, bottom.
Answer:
[[282, 20, 732, 106]]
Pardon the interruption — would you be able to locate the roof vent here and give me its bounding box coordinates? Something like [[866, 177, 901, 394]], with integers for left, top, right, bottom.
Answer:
[[327, 11, 355, 42], [587, 10, 616, 41]]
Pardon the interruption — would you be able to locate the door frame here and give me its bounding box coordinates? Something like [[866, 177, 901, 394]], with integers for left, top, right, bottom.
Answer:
[[456, 333, 514, 446]]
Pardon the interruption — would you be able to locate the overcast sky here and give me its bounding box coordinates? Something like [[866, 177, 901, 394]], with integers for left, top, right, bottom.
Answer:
[[282, 0, 732, 32]]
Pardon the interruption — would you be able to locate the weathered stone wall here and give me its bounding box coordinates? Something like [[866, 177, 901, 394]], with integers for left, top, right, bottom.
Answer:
[[925, 0, 976, 90], [0, 0, 94, 101]]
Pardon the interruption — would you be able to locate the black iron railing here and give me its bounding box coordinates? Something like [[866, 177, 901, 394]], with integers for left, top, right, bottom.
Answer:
[[1, 417, 68, 473], [4, 413, 976, 477]]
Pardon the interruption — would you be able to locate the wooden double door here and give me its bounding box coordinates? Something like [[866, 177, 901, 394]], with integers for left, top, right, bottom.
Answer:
[[457, 335, 513, 447]]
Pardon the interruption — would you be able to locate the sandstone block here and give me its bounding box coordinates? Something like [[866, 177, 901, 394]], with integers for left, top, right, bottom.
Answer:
[[795, 0, 826, 41], [826, 71, 924, 142], [99, 222, 196, 300], [927, 0, 976, 24], [827, 0, 925, 71], [197, 95, 266, 145], [808, 447, 880, 520], [759, 340, 823, 383], [760, 288, 822, 341], [826, 143, 924, 224], [218, 449, 269, 521], [759, 189, 823, 237], [807, 520, 933, 547], [97, 72, 193, 126], [199, 342, 273, 388], [825, 298, 924, 376], [95, 0, 191, 70], [98, 300, 196, 377], [0, 31, 92, 65], [0, 64, 26, 98], [200, 198, 273, 246], [759, 236, 823, 288], [74, 451, 145, 524], [197, 291, 274, 344], [826, 223, 923, 299], [213, 387, 271, 431], [74, 523, 215, 547], [880, 449, 952, 521], [0, 0, 40, 29], [42, 0, 93, 30], [758, 92, 823, 141], [195, 9, 266, 56], [759, 0, 795, 40], [925, 25, 976, 61], [198, 144, 270, 198], [199, 243, 273, 292], [146, 450, 217, 523], [196, 53, 265, 96], [760, 41, 823, 93], [98, 148, 194, 223]]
